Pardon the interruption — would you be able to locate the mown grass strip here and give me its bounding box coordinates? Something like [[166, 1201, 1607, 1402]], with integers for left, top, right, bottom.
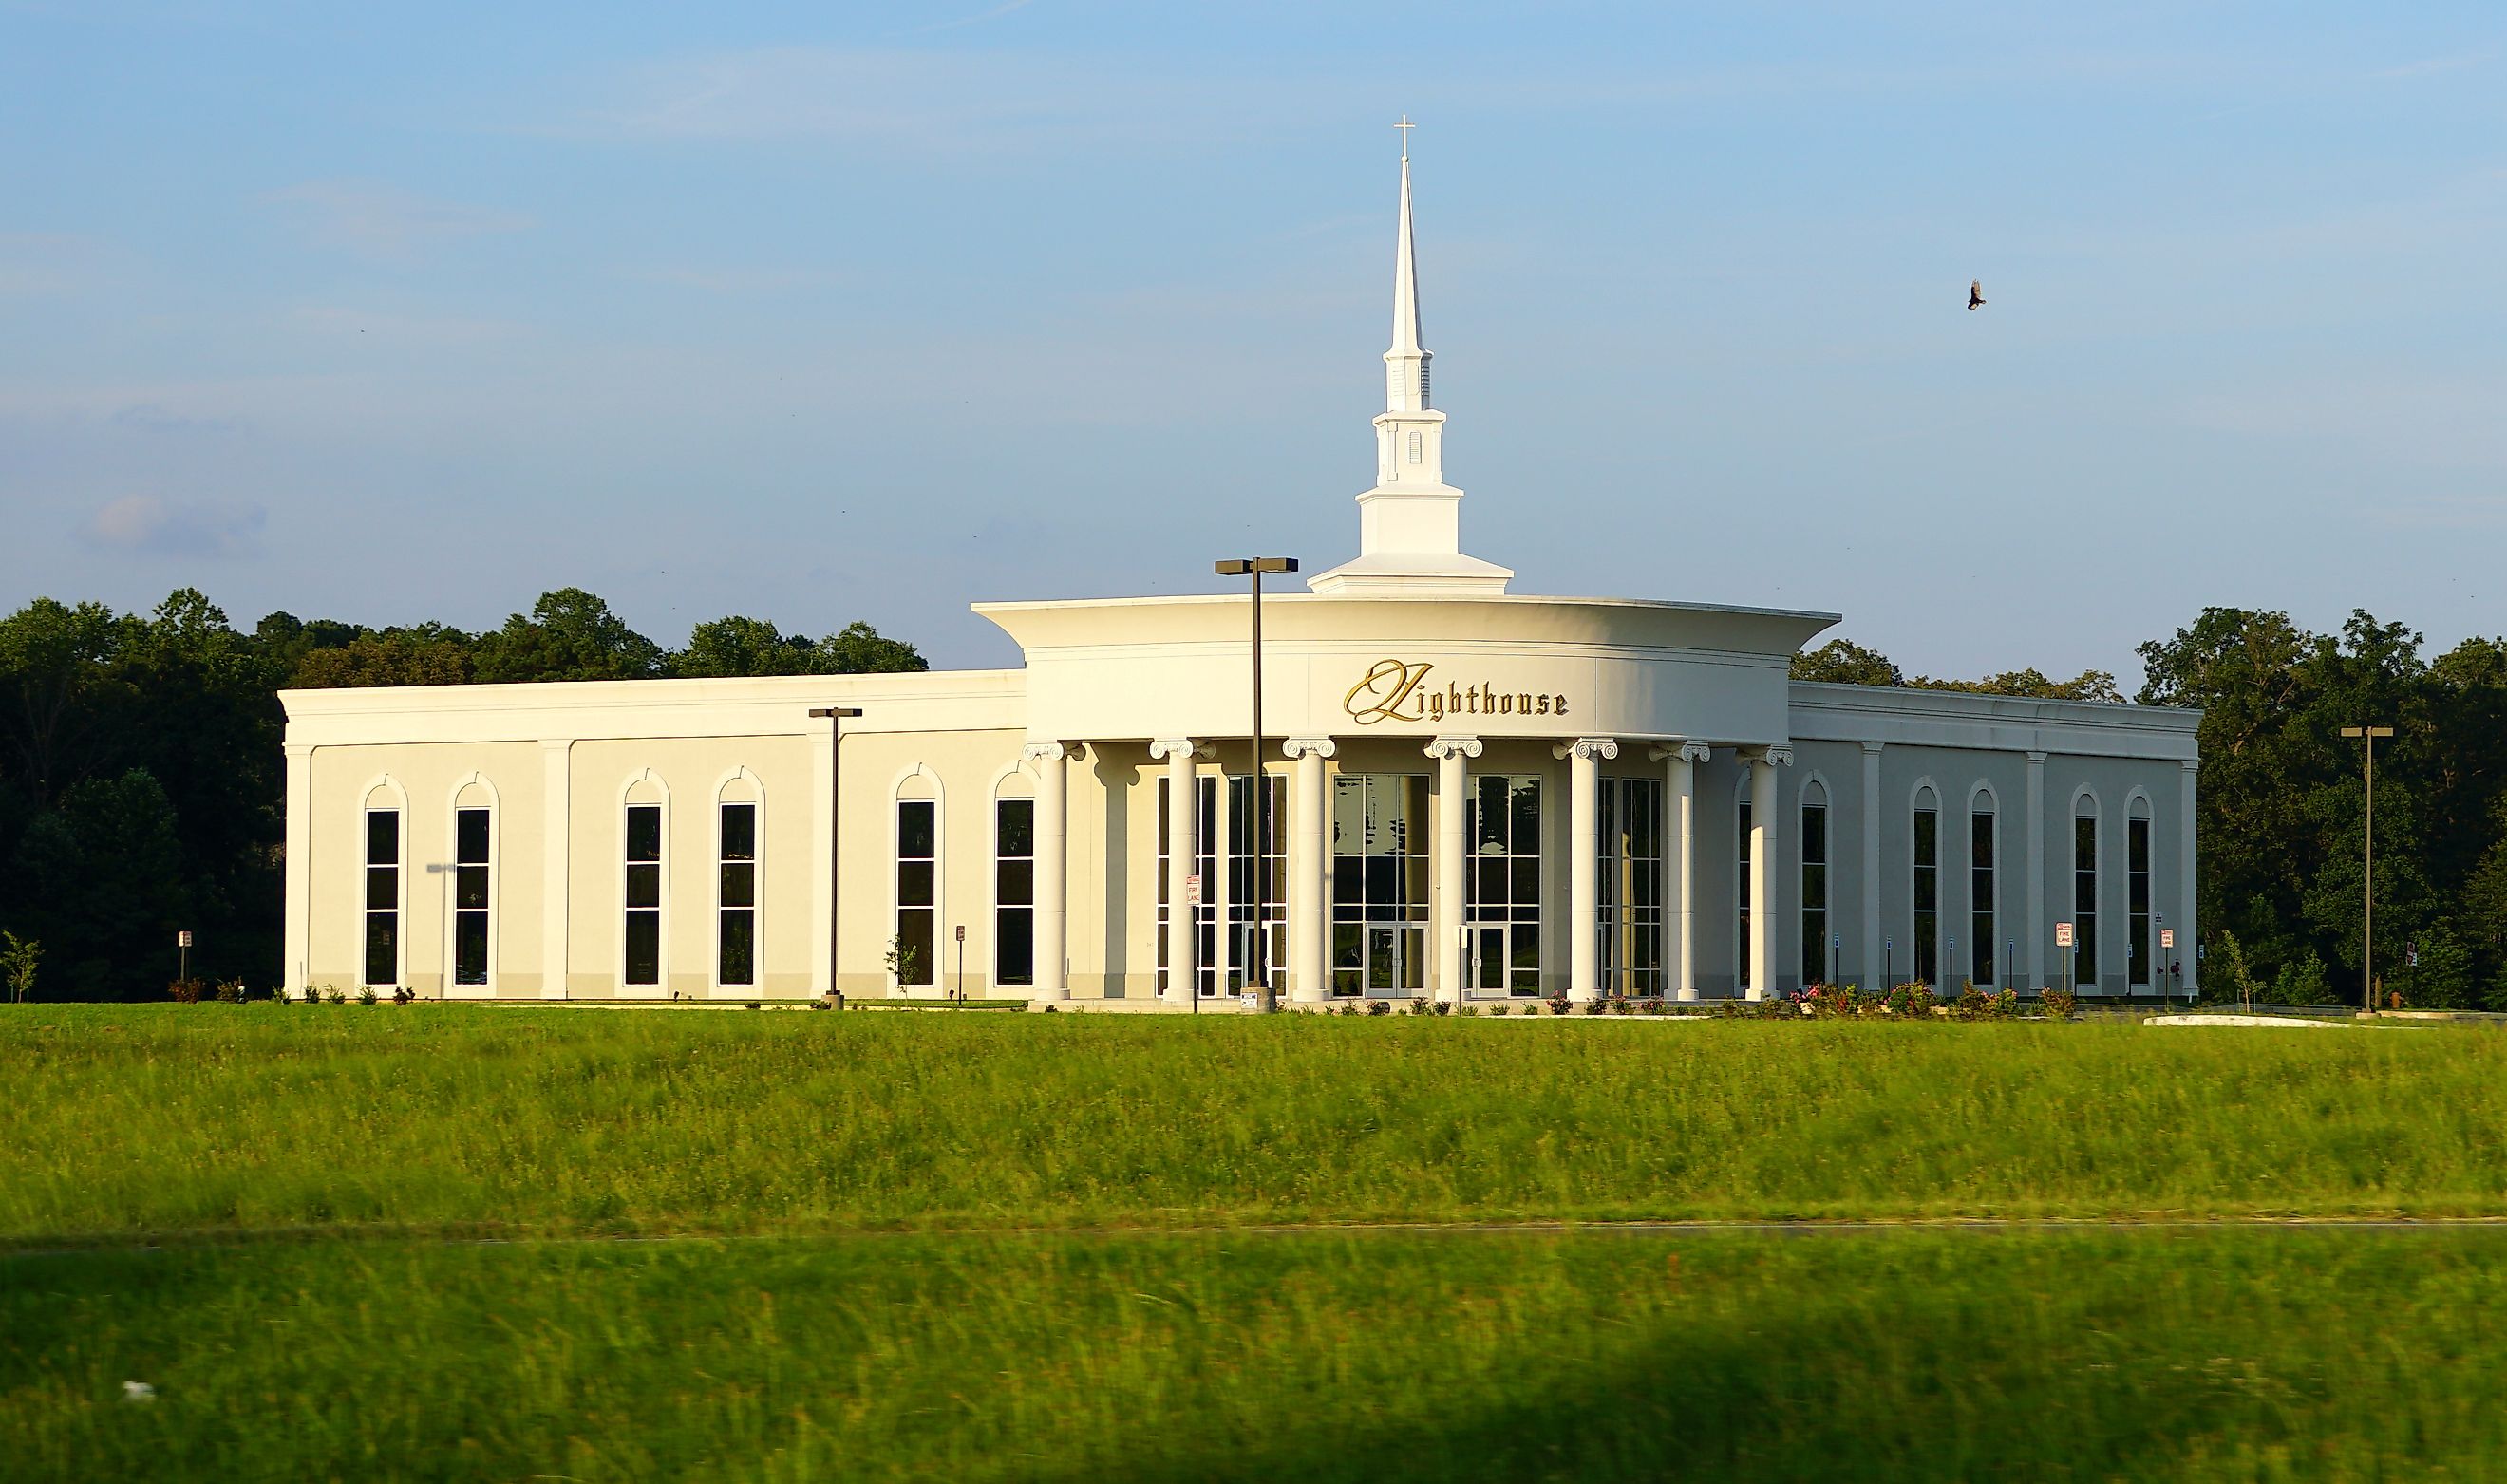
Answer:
[[9, 1005, 2507, 1242], [6, 1227, 2504, 1482]]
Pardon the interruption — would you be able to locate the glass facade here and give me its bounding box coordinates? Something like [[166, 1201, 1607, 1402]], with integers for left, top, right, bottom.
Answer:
[[1598, 776, 1661, 996], [1466, 774, 1545, 996], [1331, 773, 1428, 996]]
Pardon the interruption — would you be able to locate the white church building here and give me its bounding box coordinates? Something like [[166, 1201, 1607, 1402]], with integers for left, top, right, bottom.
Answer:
[[280, 144, 2201, 1007]]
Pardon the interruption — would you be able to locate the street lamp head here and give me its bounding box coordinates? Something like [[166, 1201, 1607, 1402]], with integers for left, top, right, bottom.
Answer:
[[2339, 725, 2394, 739], [1215, 557, 1300, 576], [809, 706, 864, 720]]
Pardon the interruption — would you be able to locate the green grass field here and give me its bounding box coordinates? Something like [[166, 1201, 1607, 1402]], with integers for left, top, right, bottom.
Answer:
[[8, 1006, 2507, 1480]]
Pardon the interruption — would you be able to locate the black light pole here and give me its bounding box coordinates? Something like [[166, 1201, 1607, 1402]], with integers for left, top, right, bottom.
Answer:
[[809, 705, 862, 1005], [2340, 725, 2394, 1013], [1216, 557, 1298, 1013]]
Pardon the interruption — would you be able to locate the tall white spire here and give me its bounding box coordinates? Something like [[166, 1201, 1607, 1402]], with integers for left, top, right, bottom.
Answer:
[[1385, 125, 1429, 412], [1309, 118, 1513, 598]]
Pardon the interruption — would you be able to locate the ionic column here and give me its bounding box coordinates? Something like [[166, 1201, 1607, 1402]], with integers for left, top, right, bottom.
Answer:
[[1150, 738, 1202, 1002], [1283, 739, 1335, 1002], [1425, 737, 1482, 1005], [1744, 746, 1790, 999], [1024, 742, 1082, 1002], [1652, 742, 1709, 999], [1556, 737, 1618, 1002], [2026, 749, 2047, 993]]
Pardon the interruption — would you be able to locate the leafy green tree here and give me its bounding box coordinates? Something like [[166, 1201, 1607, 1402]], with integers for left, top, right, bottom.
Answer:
[[292, 630, 474, 688], [9, 769, 188, 996], [473, 589, 664, 683], [1913, 668, 2124, 704], [1790, 638, 1902, 687], [2394, 922, 2474, 1010], [676, 616, 820, 677], [813, 621, 926, 674]]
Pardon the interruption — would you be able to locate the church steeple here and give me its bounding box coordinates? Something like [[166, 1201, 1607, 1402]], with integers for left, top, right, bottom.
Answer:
[[1309, 119, 1514, 598], [1385, 125, 1429, 414]]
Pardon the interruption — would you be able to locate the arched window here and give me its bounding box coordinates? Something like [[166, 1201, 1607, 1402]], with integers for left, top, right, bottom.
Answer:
[[1913, 784, 1940, 986], [362, 781, 405, 988], [716, 771, 762, 990], [1800, 779, 1830, 986], [895, 772, 939, 989], [451, 777, 496, 991], [994, 767, 1035, 989], [2074, 794, 2101, 989], [1969, 786, 1997, 988], [2128, 796, 2154, 989], [622, 775, 669, 992]]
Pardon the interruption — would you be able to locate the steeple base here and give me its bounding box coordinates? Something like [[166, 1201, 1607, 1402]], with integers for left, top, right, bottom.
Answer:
[[1308, 485, 1513, 595]]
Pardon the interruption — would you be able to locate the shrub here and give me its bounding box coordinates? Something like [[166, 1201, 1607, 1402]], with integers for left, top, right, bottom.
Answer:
[[1883, 983, 1934, 1017], [1459, 1005, 1479, 1017], [322, 985, 347, 1005], [1, 931, 43, 1004], [166, 977, 206, 1004], [355, 985, 378, 1005], [2039, 986, 2078, 1018], [391, 986, 416, 1005], [1366, 1000, 1390, 1017], [1490, 1004, 1511, 1017], [1544, 996, 1570, 1016], [1431, 1000, 1452, 1016], [212, 978, 244, 1003]]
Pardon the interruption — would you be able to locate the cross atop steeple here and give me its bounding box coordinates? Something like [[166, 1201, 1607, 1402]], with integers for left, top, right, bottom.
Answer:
[[1394, 113, 1415, 160]]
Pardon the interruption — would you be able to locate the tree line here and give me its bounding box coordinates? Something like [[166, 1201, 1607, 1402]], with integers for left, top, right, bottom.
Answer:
[[3, 591, 2498, 1005], [0, 587, 923, 999], [1797, 611, 2507, 1008]]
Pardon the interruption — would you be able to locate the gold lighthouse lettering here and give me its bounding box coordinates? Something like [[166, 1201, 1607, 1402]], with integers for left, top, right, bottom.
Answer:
[[1343, 659, 1572, 725]]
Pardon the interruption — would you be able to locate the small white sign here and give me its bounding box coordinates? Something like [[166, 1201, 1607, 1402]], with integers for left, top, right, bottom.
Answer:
[[2160, 929, 2176, 949], [2054, 922, 2074, 948], [178, 930, 193, 948], [1186, 874, 1202, 906]]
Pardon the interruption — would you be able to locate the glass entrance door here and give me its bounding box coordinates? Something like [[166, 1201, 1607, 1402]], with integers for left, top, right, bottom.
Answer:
[[1364, 925, 1424, 998]]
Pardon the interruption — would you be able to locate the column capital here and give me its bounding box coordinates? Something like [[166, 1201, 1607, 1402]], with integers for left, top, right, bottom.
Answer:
[[1736, 743, 1793, 767], [1649, 740, 1712, 764], [2179, 758, 2200, 774], [1552, 737, 1619, 762], [1148, 737, 1209, 761], [2026, 749, 2049, 764], [1423, 736, 1483, 760], [1281, 736, 1337, 760], [1023, 741, 1085, 765], [1860, 740, 1886, 756], [539, 737, 575, 754], [284, 741, 315, 760]]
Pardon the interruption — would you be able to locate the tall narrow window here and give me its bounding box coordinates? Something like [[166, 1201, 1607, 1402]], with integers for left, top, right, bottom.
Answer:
[[1598, 777, 1662, 996], [895, 798, 936, 987], [1800, 782, 1829, 987], [718, 802, 757, 987], [996, 798, 1035, 987], [453, 806, 490, 987], [2128, 800, 2153, 989], [2074, 801, 2101, 988], [1735, 793, 1751, 993], [363, 807, 400, 986], [1913, 792, 1939, 986], [1969, 798, 1996, 988], [624, 803, 662, 987], [1470, 775, 1547, 996]]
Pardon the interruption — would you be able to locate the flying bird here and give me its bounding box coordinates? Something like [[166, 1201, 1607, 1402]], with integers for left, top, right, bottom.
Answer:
[[1968, 279, 1987, 311]]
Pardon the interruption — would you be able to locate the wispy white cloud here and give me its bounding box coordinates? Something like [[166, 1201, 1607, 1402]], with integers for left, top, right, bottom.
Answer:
[[265, 180, 532, 257], [80, 494, 267, 557]]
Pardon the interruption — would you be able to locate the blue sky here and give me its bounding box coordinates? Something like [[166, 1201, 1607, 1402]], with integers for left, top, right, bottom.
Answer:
[[4, 3, 2503, 679]]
